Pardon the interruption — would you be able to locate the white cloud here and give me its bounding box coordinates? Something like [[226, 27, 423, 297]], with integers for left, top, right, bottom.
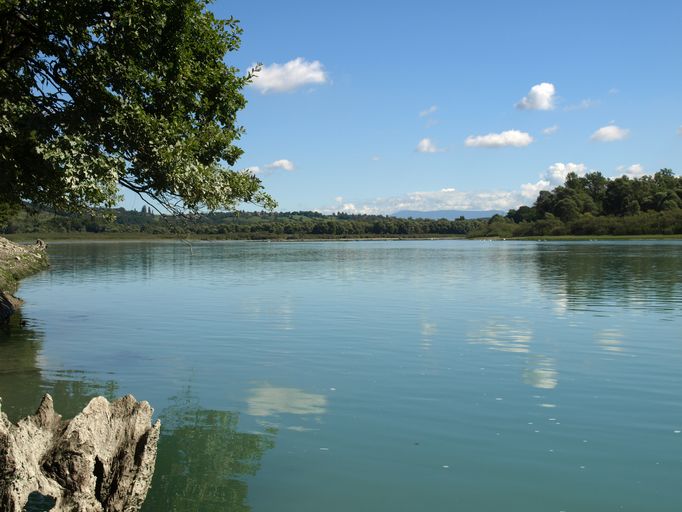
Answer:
[[246, 166, 262, 175], [371, 155, 381, 161], [542, 125, 559, 135], [564, 99, 599, 111], [416, 138, 443, 153], [250, 58, 328, 93], [326, 188, 510, 215], [465, 130, 533, 148], [545, 162, 587, 185], [319, 162, 597, 215], [591, 125, 629, 142], [516, 82, 556, 111], [616, 164, 646, 178], [326, 188, 520, 215], [419, 105, 438, 117], [520, 162, 588, 199], [266, 159, 295, 171], [520, 180, 551, 199]]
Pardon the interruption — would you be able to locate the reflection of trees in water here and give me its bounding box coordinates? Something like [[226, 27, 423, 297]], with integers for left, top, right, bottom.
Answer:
[[534, 244, 682, 312], [0, 314, 118, 420], [0, 314, 43, 419], [48, 242, 159, 283], [143, 391, 276, 512], [2, 319, 277, 511]]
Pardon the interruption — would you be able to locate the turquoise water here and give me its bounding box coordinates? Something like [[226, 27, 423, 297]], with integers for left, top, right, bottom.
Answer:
[[1, 240, 681, 511]]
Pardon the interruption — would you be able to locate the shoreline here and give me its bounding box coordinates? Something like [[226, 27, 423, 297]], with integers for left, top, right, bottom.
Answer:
[[0, 237, 49, 321], [0, 237, 49, 294], [4, 233, 682, 243]]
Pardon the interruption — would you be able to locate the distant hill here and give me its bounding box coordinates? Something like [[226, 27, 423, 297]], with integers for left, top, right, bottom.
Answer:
[[392, 209, 505, 220]]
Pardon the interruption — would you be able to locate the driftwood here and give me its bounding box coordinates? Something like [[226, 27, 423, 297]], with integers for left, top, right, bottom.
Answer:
[[0, 394, 160, 511]]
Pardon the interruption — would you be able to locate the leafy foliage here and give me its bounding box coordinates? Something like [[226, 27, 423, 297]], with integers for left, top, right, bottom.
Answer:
[[2, 208, 487, 238], [0, 0, 274, 213], [0, 202, 19, 230], [478, 169, 682, 237]]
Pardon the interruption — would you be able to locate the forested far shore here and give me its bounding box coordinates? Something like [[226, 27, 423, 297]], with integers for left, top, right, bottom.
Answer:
[[2, 169, 681, 240], [483, 168, 682, 237], [0, 208, 486, 239]]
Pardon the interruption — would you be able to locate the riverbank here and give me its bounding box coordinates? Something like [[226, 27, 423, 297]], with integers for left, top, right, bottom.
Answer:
[[0, 237, 49, 294], [5, 232, 682, 243], [504, 234, 682, 241], [4, 232, 468, 243]]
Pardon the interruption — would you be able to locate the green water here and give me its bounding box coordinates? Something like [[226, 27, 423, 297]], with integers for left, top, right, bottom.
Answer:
[[1, 240, 681, 511]]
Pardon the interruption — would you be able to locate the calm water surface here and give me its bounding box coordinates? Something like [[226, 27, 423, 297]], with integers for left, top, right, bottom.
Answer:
[[1, 240, 681, 511]]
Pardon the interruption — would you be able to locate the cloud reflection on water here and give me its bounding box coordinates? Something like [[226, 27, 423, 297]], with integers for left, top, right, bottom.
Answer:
[[523, 355, 558, 389], [247, 385, 327, 417], [468, 318, 560, 390], [468, 318, 532, 353], [420, 320, 437, 350], [595, 328, 625, 353]]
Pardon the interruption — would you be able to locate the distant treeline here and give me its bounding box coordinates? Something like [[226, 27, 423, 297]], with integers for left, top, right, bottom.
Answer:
[[3, 169, 682, 239], [474, 169, 682, 237], [0, 207, 485, 238]]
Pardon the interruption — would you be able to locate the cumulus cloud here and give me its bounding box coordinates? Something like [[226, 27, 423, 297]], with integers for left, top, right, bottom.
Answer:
[[324, 187, 521, 215], [542, 125, 559, 135], [516, 83, 556, 111], [520, 162, 588, 199], [266, 159, 295, 171], [319, 162, 598, 215], [465, 130, 533, 148], [416, 138, 444, 153], [250, 58, 328, 93], [616, 164, 646, 178], [246, 166, 262, 175], [591, 125, 629, 142], [545, 162, 587, 184], [419, 105, 438, 117], [520, 180, 551, 199]]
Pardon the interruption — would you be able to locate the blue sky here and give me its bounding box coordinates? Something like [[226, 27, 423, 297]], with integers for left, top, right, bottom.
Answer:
[[126, 0, 682, 213]]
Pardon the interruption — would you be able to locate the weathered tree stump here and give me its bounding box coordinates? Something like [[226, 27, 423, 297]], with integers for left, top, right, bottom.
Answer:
[[0, 394, 160, 511]]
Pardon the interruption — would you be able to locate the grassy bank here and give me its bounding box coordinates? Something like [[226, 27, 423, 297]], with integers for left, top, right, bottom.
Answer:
[[0, 237, 49, 293]]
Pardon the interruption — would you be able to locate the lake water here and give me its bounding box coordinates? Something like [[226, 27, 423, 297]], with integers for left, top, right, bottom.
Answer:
[[1, 240, 681, 511]]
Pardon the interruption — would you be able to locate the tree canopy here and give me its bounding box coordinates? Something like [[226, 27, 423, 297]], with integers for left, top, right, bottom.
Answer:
[[479, 169, 682, 237], [510, 169, 682, 222], [0, 0, 274, 213]]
